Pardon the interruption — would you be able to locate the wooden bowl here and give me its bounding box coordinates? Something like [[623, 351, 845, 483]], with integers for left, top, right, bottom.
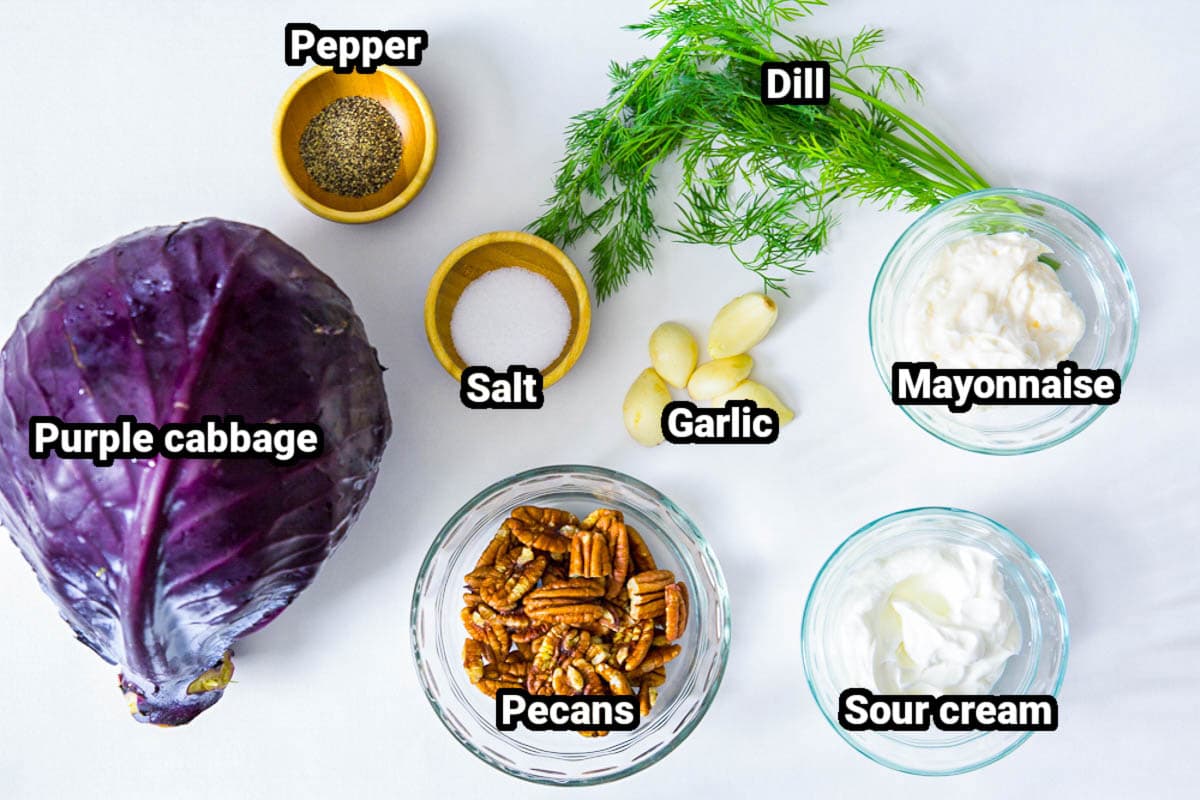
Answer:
[[274, 66, 437, 223], [425, 232, 591, 389]]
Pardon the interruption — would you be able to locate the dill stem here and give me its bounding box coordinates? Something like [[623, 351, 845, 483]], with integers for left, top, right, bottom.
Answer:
[[830, 80, 986, 188], [880, 133, 978, 192]]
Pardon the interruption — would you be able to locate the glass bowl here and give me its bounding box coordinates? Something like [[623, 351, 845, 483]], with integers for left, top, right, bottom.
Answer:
[[411, 465, 731, 785], [869, 188, 1139, 454], [801, 507, 1069, 776]]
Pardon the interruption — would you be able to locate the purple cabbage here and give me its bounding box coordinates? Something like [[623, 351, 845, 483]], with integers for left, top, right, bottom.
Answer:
[[0, 219, 390, 724]]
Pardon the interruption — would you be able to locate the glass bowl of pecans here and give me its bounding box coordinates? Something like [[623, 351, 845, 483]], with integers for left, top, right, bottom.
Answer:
[[411, 465, 731, 785]]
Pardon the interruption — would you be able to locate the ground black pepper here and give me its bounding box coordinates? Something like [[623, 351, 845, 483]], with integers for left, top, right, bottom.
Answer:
[[299, 96, 403, 197]]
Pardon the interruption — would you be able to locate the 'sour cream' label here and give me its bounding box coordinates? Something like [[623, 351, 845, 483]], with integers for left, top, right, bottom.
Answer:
[[838, 689, 1058, 733]]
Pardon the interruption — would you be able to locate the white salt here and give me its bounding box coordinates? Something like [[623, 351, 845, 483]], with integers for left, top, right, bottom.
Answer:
[[450, 267, 572, 370]]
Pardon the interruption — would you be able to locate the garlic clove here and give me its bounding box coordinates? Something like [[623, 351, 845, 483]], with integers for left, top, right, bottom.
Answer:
[[686, 354, 753, 401], [707, 293, 778, 358], [623, 368, 672, 446], [648, 322, 698, 388], [712, 379, 795, 425]]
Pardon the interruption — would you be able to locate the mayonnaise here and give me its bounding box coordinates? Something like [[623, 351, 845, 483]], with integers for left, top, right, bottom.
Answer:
[[833, 543, 1020, 695], [902, 232, 1085, 369]]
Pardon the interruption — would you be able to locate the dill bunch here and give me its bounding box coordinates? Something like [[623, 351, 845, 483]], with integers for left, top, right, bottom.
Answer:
[[531, 0, 988, 299]]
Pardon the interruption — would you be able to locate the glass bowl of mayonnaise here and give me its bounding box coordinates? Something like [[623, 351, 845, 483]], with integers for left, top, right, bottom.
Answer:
[[869, 187, 1139, 454], [801, 507, 1069, 775]]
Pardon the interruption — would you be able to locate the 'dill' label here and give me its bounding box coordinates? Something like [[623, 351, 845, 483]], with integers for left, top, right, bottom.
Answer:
[[760, 61, 831, 105]]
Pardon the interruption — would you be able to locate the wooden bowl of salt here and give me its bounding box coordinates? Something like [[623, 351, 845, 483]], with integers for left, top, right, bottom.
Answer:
[[424, 232, 591, 389]]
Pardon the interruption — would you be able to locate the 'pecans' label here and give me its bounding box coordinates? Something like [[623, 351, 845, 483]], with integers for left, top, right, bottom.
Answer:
[[496, 689, 640, 733], [838, 689, 1058, 733]]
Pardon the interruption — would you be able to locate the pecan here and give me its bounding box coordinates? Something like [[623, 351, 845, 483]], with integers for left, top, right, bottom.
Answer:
[[461, 605, 508, 657], [480, 547, 547, 611], [637, 683, 658, 717], [630, 666, 666, 688], [628, 570, 674, 594], [527, 577, 605, 601], [664, 582, 689, 641], [613, 619, 654, 672], [505, 506, 579, 554], [542, 560, 569, 583], [626, 524, 657, 572], [532, 624, 568, 676], [475, 529, 513, 569], [585, 642, 611, 665], [569, 528, 612, 579], [496, 655, 528, 681], [582, 510, 631, 599], [493, 608, 534, 632], [572, 657, 606, 695], [525, 600, 609, 626], [510, 621, 549, 643], [580, 508, 622, 529], [516, 639, 535, 661], [628, 644, 682, 677], [628, 569, 675, 621], [463, 638, 488, 683], [595, 661, 633, 695], [475, 675, 523, 698]]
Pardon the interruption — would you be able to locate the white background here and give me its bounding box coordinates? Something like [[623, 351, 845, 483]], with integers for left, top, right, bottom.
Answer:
[[1, 1, 1197, 797]]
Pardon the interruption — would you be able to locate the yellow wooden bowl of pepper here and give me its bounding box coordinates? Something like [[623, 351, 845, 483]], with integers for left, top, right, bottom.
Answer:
[[274, 65, 437, 224]]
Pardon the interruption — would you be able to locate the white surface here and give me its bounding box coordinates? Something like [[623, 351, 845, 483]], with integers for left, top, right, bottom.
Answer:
[[0, 1, 1197, 797]]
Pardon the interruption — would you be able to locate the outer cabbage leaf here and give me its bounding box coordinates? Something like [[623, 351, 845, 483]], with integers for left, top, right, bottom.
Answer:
[[0, 219, 391, 724]]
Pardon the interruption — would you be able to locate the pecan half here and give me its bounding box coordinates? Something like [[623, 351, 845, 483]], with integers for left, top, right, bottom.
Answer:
[[505, 506, 579, 554], [628, 644, 682, 677], [461, 605, 508, 657], [613, 618, 655, 672], [569, 528, 612, 579], [626, 524, 657, 572], [664, 581, 689, 641], [595, 661, 633, 695], [637, 683, 658, 717], [463, 638, 488, 683], [480, 546, 547, 611], [630, 666, 666, 688], [628, 569, 675, 621], [475, 529, 513, 569]]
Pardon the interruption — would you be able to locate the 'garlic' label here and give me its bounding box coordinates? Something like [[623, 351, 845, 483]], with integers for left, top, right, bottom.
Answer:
[[460, 365, 544, 410], [662, 400, 779, 444], [496, 689, 640, 733], [838, 689, 1058, 733]]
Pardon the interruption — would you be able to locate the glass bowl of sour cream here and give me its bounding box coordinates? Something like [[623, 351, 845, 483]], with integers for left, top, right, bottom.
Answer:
[[801, 507, 1069, 775], [869, 187, 1139, 454]]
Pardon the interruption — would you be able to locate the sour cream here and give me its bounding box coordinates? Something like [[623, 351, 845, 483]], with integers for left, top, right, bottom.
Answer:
[[902, 233, 1085, 368], [833, 543, 1020, 695]]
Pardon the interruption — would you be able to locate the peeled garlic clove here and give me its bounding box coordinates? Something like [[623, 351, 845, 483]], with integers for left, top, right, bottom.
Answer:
[[687, 354, 753, 401], [623, 368, 672, 447], [707, 293, 778, 358], [713, 380, 795, 425], [649, 322, 698, 389]]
